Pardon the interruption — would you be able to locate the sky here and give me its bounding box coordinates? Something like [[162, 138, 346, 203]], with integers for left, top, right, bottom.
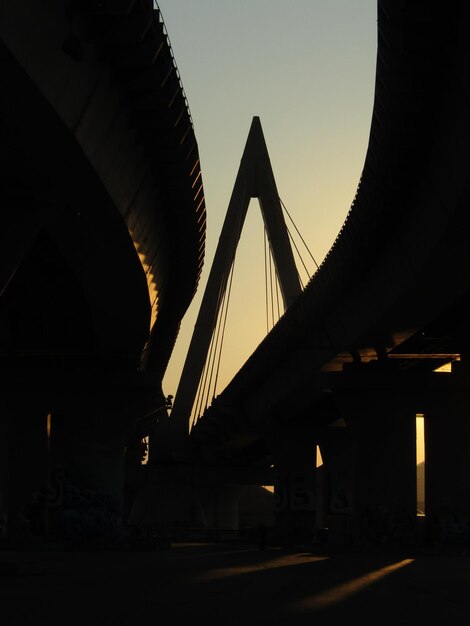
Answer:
[[157, 0, 378, 407]]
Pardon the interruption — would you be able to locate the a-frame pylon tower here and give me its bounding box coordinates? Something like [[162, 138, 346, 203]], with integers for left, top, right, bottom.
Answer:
[[164, 116, 302, 457]]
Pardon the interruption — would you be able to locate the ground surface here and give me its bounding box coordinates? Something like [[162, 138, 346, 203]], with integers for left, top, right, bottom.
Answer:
[[1, 542, 469, 625]]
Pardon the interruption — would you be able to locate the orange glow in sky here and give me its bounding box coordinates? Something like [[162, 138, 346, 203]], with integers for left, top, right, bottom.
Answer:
[[159, 1, 377, 402]]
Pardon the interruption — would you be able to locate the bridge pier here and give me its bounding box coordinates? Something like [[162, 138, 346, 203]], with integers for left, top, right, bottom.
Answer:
[[54, 381, 163, 547], [56, 394, 127, 546], [200, 484, 244, 531], [424, 372, 470, 549], [317, 424, 354, 548], [0, 405, 7, 539], [267, 426, 317, 548], [1, 397, 50, 545], [0, 372, 162, 548], [127, 465, 244, 535], [334, 389, 417, 550]]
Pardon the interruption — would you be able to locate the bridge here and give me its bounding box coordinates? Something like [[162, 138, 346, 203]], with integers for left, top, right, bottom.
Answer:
[[147, 0, 470, 550], [2, 0, 470, 552], [0, 0, 205, 545]]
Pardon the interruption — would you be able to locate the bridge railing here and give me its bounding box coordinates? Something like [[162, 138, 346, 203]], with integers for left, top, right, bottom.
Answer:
[[153, 1, 195, 130]]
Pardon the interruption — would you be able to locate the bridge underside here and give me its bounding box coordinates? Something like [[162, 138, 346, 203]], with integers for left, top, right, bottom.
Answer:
[[0, 1, 206, 546], [190, 0, 470, 455], [181, 1, 470, 550], [0, 41, 151, 366]]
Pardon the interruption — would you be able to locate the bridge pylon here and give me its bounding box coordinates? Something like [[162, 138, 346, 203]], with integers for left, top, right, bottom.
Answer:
[[155, 116, 302, 460]]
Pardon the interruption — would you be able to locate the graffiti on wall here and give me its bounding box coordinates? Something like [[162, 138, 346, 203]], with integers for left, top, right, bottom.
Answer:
[[274, 472, 315, 512], [361, 505, 415, 546], [61, 478, 124, 547], [429, 510, 470, 550]]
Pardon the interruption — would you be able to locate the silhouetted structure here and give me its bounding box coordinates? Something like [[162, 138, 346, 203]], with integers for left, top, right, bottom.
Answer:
[[0, 0, 205, 547], [187, 0, 470, 552], [3, 0, 470, 555], [258, 523, 267, 550]]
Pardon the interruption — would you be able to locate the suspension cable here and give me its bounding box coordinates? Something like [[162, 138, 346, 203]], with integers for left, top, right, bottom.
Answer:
[[212, 259, 236, 399], [286, 224, 310, 281], [267, 233, 275, 328], [192, 180, 249, 423], [274, 260, 282, 320], [192, 350, 209, 428], [192, 183, 321, 424], [202, 282, 228, 412], [191, 249, 236, 426], [195, 264, 233, 423], [193, 309, 220, 425], [279, 196, 319, 270], [263, 228, 269, 334]]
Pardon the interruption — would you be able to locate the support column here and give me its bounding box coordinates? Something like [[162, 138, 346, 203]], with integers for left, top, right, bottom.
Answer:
[[57, 386, 140, 547], [210, 484, 244, 531], [4, 397, 50, 545], [0, 400, 9, 542], [338, 389, 417, 550], [267, 425, 317, 548], [424, 374, 470, 549], [318, 424, 354, 548]]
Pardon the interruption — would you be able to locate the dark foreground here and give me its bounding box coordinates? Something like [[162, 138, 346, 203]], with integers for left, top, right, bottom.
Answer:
[[1, 542, 469, 625]]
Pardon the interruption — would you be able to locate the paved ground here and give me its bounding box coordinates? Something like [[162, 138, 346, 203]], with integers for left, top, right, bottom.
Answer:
[[1, 542, 470, 625]]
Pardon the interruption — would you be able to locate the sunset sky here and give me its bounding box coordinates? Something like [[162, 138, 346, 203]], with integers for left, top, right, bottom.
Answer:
[[157, 1, 378, 405]]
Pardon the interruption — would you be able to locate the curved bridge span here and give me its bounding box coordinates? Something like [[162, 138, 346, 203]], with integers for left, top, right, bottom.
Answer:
[[1, 0, 205, 373], [188, 0, 470, 549], [0, 1, 205, 543]]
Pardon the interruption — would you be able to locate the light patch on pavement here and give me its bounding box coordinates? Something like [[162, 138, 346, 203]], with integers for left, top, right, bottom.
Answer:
[[196, 554, 330, 580], [293, 558, 414, 611]]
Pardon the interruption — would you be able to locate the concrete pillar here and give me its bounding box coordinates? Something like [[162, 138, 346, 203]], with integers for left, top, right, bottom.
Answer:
[[318, 424, 354, 548], [45, 411, 65, 540], [0, 400, 10, 541], [127, 464, 208, 530], [3, 398, 50, 544], [338, 389, 417, 550], [0, 371, 160, 546], [210, 485, 243, 531], [424, 384, 470, 549], [56, 388, 138, 547], [267, 426, 317, 547]]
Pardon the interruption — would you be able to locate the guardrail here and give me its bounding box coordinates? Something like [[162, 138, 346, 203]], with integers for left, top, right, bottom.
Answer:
[[153, 1, 194, 130]]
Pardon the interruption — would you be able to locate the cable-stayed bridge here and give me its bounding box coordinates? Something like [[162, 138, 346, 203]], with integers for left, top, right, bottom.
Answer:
[[140, 0, 470, 550], [3, 0, 470, 553]]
